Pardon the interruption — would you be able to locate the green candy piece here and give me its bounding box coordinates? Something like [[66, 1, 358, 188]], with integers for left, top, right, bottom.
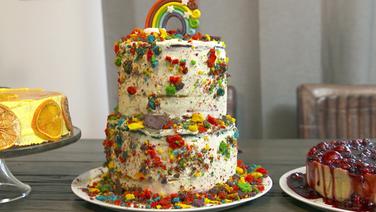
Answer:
[[191, 60, 197, 65], [189, 18, 200, 29], [237, 182, 252, 193], [165, 85, 176, 96], [99, 184, 111, 193], [218, 140, 230, 159], [115, 57, 122, 67]]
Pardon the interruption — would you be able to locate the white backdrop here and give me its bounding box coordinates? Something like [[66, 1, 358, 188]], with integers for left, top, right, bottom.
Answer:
[[0, 0, 108, 139]]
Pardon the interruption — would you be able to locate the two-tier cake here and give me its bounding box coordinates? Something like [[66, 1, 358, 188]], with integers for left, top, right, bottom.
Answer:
[[85, 0, 269, 209], [104, 27, 238, 194]]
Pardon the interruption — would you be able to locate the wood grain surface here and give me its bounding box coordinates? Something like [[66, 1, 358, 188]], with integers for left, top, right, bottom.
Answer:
[[2, 139, 328, 212]]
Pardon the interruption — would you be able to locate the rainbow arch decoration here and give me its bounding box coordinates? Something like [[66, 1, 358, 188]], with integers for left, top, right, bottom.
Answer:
[[145, 0, 201, 35]]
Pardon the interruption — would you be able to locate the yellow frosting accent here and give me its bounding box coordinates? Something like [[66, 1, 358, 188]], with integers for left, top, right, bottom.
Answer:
[[251, 172, 263, 179], [128, 121, 145, 130], [125, 194, 135, 201], [236, 167, 244, 175], [0, 88, 69, 146], [175, 203, 192, 209], [188, 124, 198, 132], [191, 113, 204, 123]]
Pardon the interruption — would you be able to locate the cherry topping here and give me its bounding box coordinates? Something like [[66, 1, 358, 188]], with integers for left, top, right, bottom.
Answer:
[[307, 147, 317, 157], [322, 150, 343, 165], [316, 142, 330, 151], [334, 145, 351, 153]]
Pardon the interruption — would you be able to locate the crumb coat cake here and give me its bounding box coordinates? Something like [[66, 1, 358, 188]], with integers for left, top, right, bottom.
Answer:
[[0, 88, 73, 149], [103, 28, 239, 194], [306, 139, 376, 209]]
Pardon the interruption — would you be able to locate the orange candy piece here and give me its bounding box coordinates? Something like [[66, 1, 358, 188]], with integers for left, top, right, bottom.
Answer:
[[32, 99, 63, 141], [0, 105, 20, 150]]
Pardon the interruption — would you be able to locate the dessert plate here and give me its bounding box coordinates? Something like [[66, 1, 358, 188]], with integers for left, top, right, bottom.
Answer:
[[72, 167, 273, 212], [279, 167, 352, 212]]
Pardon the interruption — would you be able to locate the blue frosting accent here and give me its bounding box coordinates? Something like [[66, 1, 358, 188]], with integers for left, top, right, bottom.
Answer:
[[233, 129, 240, 139]]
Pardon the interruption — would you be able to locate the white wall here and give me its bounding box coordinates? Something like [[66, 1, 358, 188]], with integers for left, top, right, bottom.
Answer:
[[259, 0, 322, 138], [0, 0, 108, 139]]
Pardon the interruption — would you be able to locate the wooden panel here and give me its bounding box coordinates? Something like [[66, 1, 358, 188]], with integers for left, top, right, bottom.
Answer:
[[371, 96, 376, 138], [297, 84, 376, 139], [317, 97, 326, 138], [336, 96, 347, 138], [359, 96, 371, 138], [347, 96, 359, 138], [326, 96, 337, 138]]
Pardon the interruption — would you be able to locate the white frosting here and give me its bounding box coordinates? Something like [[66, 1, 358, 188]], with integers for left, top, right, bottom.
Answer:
[[117, 38, 228, 117], [107, 29, 237, 195], [107, 127, 237, 194]]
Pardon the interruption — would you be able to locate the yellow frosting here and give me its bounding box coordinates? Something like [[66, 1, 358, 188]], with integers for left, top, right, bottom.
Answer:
[[0, 88, 70, 146]]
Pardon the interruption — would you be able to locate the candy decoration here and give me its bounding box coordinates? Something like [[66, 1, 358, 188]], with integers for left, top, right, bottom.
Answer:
[[145, 0, 201, 35], [127, 86, 137, 95]]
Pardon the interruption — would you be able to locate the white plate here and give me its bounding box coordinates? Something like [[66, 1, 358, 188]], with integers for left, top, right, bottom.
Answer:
[[279, 167, 353, 212], [72, 167, 273, 212]]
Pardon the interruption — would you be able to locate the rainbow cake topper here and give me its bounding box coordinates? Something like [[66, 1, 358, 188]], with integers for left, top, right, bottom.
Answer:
[[145, 0, 201, 35]]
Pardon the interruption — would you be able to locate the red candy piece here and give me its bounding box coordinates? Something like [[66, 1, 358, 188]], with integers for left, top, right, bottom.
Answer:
[[127, 86, 137, 95], [192, 32, 202, 40], [207, 115, 218, 126], [147, 49, 153, 61], [257, 184, 265, 192], [162, 120, 174, 129], [103, 139, 114, 148], [255, 167, 268, 175], [181, 66, 188, 74], [169, 76, 182, 85], [165, 56, 172, 62], [179, 60, 186, 67], [172, 58, 179, 65], [114, 199, 121, 205], [114, 43, 120, 54], [166, 135, 185, 149], [245, 174, 254, 183], [207, 48, 217, 68], [198, 125, 207, 133]]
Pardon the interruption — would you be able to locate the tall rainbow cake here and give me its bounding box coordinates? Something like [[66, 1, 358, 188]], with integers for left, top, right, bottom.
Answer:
[[87, 0, 269, 209]]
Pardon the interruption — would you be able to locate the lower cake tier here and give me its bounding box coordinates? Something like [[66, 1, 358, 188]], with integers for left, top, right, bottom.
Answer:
[[103, 119, 238, 195]]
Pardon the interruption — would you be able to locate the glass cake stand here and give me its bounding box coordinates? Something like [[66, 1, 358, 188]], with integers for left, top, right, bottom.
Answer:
[[0, 127, 81, 203]]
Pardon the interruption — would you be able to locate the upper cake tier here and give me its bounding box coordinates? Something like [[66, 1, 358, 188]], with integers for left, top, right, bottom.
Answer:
[[115, 28, 228, 118]]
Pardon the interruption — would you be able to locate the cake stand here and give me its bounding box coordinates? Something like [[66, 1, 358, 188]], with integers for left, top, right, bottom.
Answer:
[[0, 127, 81, 203]]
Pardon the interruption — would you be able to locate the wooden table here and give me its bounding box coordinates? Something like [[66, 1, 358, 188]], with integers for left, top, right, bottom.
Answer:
[[1, 139, 327, 212]]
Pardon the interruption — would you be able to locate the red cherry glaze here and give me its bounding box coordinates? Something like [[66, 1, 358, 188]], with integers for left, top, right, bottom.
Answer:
[[322, 150, 343, 165], [334, 145, 351, 153]]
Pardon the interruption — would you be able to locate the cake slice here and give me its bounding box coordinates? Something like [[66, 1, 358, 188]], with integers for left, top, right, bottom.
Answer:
[[306, 139, 376, 210]]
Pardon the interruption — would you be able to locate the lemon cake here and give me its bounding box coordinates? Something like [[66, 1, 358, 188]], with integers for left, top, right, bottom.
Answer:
[[0, 88, 73, 150]]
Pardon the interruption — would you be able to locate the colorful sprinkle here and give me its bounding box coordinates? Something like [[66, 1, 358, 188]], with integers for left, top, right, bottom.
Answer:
[[127, 86, 137, 95], [165, 85, 177, 96], [127, 121, 144, 130]]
